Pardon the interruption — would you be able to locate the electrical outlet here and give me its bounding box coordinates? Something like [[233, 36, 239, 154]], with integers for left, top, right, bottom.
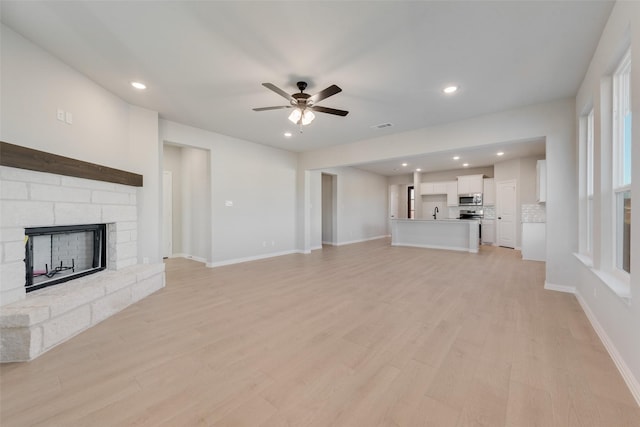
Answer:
[[57, 109, 65, 121], [262, 241, 266, 247], [225, 200, 233, 207], [65, 111, 73, 124], [271, 240, 275, 246]]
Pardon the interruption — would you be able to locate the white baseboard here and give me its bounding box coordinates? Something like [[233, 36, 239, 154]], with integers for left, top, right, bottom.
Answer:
[[575, 291, 640, 407], [391, 242, 475, 253], [321, 241, 335, 246], [335, 235, 390, 247], [310, 245, 323, 251], [206, 250, 300, 268], [544, 281, 576, 294], [170, 253, 207, 264]]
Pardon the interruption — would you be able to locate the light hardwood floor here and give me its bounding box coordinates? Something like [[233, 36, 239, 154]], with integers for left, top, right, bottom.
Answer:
[[1, 239, 638, 426]]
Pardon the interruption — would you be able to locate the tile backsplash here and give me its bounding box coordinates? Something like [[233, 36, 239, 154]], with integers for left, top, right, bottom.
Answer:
[[522, 203, 546, 223], [483, 206, 496, 219]]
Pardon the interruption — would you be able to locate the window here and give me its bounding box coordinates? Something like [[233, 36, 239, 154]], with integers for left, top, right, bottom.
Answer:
[[408, 186, 415, 219], [586, 109, 594, 257], [612, 49, 631, 274]]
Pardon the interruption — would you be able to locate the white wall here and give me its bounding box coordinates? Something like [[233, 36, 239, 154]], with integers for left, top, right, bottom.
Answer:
[[574, 0, 640, 402], [309, 171, 322, 250], [309, 166, 388, 247], [421, 166, 494, 182], [0, 24, 162, 265], [181, 146, 210, 261], [519, 157, 541, 204], [128, 106, 162, 263], [494, 155, 542, 248], [159, 120, 298, 265], [321, 173, 335, 245], [163, 145, 211, 261], [162, 145, 183, 255]]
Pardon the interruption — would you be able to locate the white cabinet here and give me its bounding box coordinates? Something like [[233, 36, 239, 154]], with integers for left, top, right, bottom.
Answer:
[[522, 223, 546, 261], [457, 174, 484, 194], [483, 178, 495, 206], [446, 181, 458, 206], [420, 181, 448, 195], [433, 182, 448, 194], [536, 160, 546, 203], [481, 220, 495, 244], [420, 182, 434, 195]]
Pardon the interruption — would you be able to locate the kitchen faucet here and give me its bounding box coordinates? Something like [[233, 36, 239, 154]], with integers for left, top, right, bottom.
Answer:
[[433, 206, 439, 220]]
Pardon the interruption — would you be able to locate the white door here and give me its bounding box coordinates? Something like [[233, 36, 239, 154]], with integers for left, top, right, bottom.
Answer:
[[496, 180, 516, 248], [162, 171, 173, 258]]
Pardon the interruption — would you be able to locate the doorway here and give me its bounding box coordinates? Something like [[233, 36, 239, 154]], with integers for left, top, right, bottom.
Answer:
[[321, 173, 337, 245], [496, 180, 517, 248], [408, 186, 415, 219], [162, 143, 211, 262]]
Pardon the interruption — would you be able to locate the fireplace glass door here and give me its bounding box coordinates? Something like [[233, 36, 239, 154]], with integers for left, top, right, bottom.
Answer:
[[25, 224, 107, 292]]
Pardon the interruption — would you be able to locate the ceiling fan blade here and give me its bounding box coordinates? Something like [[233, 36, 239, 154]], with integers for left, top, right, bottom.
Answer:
[[253, 106, 292, 111], [308, 85, 342, 104], [309, 106, 349, 116], [262, 83, 295, 102]]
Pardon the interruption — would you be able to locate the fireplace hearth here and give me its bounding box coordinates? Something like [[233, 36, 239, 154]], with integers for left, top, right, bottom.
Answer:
[[25, 224, 106, 292], [1, 159, 164, 362]]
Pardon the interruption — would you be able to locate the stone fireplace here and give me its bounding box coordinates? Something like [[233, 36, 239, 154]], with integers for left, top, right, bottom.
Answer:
[[0, 148, 165, 362]]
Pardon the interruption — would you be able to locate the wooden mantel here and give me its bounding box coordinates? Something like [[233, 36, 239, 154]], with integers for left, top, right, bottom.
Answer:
[[0, 141, 143, 187]]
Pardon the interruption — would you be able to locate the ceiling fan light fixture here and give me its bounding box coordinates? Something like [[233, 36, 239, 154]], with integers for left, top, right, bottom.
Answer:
[[288, 108, 302, 124], [256, 81, 347, 126], [301, 110, 315, 125], [288, 108, 315, 126]]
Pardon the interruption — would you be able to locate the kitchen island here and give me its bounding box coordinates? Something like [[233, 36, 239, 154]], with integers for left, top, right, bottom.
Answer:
[[391, 219, 479, 253]]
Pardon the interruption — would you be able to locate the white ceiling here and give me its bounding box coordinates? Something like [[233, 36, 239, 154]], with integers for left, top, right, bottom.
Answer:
[[1, 1, 612, 166], [353, 138, 546, 176]]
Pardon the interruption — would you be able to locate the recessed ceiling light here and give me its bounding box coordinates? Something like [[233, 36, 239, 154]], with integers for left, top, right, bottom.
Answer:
[[463, 163, 469, 167], [497, 151, 504, 156], [284, 132, 292, 137], [131, 81, 146, 90], [402, 163, 408, 167], [453, 156, 460, 160], [416, 168, 422, 172], [443, 85, 458, 94]]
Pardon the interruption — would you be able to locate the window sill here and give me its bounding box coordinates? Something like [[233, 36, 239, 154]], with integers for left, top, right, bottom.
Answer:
[[573, 253, 631, 304], [574, 252, 593, 268]]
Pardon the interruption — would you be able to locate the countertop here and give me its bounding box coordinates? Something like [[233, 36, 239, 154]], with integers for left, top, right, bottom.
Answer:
[[392, 218, 479, 223]]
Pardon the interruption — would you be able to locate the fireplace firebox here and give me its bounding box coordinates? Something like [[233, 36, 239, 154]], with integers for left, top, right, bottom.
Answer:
[[24, 224, 107, 292]]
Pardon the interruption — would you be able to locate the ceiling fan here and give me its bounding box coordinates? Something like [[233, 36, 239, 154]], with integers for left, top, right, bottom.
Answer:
[[253, 81, 349, 126]]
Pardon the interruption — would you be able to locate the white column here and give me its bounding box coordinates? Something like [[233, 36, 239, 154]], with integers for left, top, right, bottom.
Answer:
[[413, 171, 422, 219]]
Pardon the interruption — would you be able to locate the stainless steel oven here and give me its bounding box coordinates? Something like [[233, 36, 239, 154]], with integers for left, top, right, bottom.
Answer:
[[458, 193, 483, 206]]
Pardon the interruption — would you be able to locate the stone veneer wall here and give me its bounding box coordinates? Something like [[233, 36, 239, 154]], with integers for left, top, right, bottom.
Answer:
[[0, 165, 165, 361], [0, 166, 138, 305]]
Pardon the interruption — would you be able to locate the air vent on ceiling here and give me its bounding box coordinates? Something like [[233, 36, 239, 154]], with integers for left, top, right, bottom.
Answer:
[[371, 122, 393, 129]]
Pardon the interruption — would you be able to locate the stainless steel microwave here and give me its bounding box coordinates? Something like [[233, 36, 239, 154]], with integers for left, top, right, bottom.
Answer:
[[459, 193, 483, 206]]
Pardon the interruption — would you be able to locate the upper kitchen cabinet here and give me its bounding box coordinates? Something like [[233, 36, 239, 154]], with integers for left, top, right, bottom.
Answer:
[[421, 181, 448, 195], [446, 181, 458, 206], [483, 178, 495, 205], [457, 174, 484, 194], [536, 160, 546, 203]]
